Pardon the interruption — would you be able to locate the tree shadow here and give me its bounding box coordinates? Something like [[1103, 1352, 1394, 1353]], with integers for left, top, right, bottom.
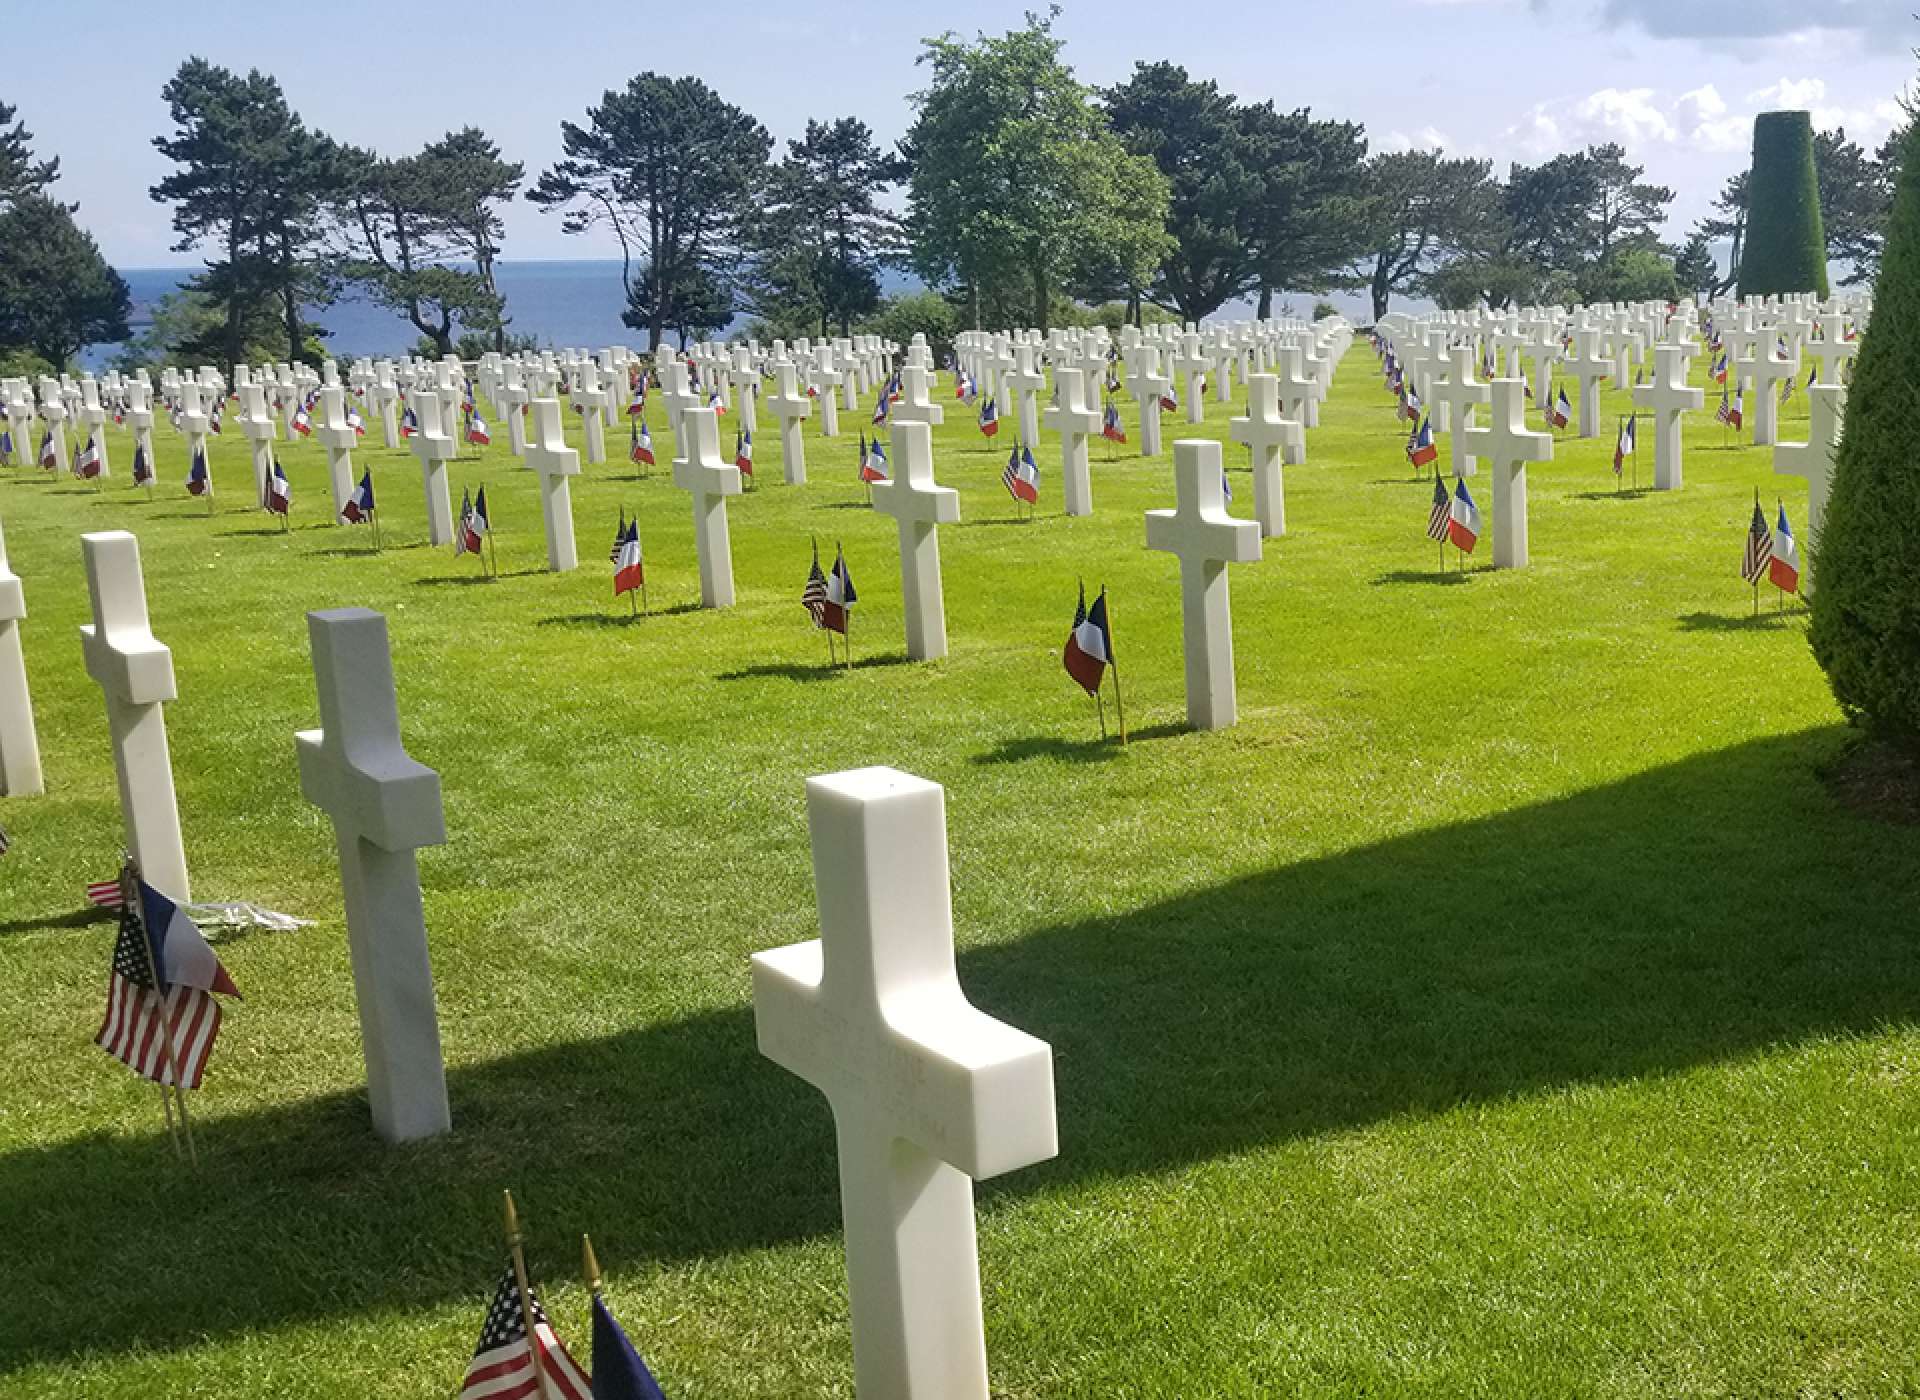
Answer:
[[412, 569, 544, 588], [310, 540, 428, 558], [1677, 608, 1804, 632], [1371, 568, 1474, 587], [1570, 488, 1656, 502], [7, 729, 1919, 1367], [811, 500, 873, 511]]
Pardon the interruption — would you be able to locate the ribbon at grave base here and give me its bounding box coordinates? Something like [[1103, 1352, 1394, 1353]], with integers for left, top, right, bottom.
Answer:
[[84, 878, 313, 932]]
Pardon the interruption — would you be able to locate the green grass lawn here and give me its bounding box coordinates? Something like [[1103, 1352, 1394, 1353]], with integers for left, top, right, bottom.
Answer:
[[2, 344, 1916, 1398]]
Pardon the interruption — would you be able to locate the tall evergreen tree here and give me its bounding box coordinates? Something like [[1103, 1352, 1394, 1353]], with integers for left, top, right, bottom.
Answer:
[[529, 73, 770, 351], [151, 58, 337, 367], [1810, 121, 1920, 746], [0, 99, 59, 207], [1739, 111, 1829, 298], [0, 195, 129, 367]]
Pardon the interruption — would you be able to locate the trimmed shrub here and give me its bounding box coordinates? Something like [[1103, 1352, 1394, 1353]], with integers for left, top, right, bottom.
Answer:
[[1739, 111, 1829, 298], [1808, 122, 1920, 747]]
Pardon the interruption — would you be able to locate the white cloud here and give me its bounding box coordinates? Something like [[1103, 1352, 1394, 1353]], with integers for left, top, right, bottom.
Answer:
[[1382, 126, 1453, 152]]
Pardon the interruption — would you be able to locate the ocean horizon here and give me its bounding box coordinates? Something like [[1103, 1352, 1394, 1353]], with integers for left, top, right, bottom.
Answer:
[[92, 258, 1407, 371]]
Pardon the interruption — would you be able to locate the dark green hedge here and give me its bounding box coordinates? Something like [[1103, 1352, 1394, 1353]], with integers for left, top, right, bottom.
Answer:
[[1739, 111, 1829, 299], [1809, 124, 1918, 747]]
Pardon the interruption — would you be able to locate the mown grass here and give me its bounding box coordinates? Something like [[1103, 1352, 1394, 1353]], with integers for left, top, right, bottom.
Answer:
[[1, 344, 1916, 1398]]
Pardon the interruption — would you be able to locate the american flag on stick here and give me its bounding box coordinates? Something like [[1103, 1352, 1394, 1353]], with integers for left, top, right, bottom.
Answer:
[[96, 869, 239, 1090], [459, 1269, 592, 1400], [1741, 493, 1774, 587]]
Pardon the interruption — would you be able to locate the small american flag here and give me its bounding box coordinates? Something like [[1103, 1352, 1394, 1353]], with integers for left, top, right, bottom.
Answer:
[[1426, 472, 1450, 543], [801, 541, 831, 626], [86, 878, 125, 909], [1741, 497, 1774, 586], [459, 1269, 592, 1400], [95, 875, 234, 1089], [0, 823, 10, 857]]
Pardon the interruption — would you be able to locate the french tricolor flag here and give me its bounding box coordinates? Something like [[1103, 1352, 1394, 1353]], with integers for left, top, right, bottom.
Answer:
[[1446, 478, 1481, 553], [1063, 584, 1112, 696]]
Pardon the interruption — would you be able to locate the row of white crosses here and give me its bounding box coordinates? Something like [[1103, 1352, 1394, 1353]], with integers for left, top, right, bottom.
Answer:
[[50, 523, 1064, 1394]]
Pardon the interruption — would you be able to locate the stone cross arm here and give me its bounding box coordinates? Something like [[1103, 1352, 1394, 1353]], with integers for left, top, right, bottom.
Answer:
[[295, 609, 446, 853], [80, 531, 175, 705]]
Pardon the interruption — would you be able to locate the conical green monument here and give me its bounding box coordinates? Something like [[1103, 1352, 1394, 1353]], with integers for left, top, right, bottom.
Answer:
[[1809, 122, 1918, 747], [1738, 110, 1829, 299]]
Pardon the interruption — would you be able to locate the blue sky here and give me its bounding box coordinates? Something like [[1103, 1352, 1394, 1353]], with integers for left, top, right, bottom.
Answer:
[[11, 0, 1912, 268]]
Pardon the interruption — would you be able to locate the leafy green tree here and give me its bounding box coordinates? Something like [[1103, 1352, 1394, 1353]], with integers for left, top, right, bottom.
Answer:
[[331, 129, 521, 357], [1740, 111, 1828, 298], [1582, 246, 1679, 303], [902, 11, 1170, 332], [151, 58, 337, 367], [1100, 61, 1263, 322], [742, 118, 900, 339], [1815, 128, 1892, 287], [861, 290, 959, 362], [111, 286, 312, 374], [1347, 149, 1502, 320], [530, 73, 770, 351], [1810, 121, 1920, 747], [0, 196, 129, 366], [1673, 232, 1718, 301], [1584, 143, 1673, 263], [1503, 151, 1599, 277], [0, 99, 59, 207], [1240, 102, 1370, 317]]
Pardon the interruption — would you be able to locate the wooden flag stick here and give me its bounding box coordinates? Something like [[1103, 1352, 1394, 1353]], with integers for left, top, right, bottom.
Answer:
[[583, 1234, 603, 1299], [503, 1190, 549, 1396], [486, 528, 499, 581], [1104, 588, 1128, 747], [1095, 686, 1107, 741]]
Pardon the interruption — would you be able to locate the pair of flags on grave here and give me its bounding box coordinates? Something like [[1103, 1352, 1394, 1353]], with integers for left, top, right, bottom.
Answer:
[[342, 471, 376, 524], [1063, 583, 1114, 696], [95, 865, 241, 1091], [611, 510, 644, 597], [265, 461, 291, 515], [857, 434, 888, 483], [1742, 495, 1800, 594], [1716, 389, 1744, 430], [1406, 417, 1438, 469], [456, 489, 490, 556], [186, 446, 211, 496], [1426, 473, 1480, 553], [1101, 401, 1126, 443], [460, 1266, 666, 1400], [1613, 417, 1637, 477], [1002, 446, 1039, 504], [628, 421, 654, 466], [802, 542, 855, 634]]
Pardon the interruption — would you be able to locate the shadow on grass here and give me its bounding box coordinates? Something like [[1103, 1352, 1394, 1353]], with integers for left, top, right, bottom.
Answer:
[[1677, 608, 1805, 632], [0, 906, 111, 937], [717, 652, 913, 683], [1372, 568, 1473, 587], [972, 722, 1191, 766], [310, 540, 429, 559], [811, 500, 873, 511], [8, 728, 1920, 1366], [413, 569, 545, 588], [1571, 488, 1656, 502], [537, 603, 703, 627]]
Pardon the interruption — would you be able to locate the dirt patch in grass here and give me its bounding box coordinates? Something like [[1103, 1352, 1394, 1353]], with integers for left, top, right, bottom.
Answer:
[[1821, 736, 1920, 826]]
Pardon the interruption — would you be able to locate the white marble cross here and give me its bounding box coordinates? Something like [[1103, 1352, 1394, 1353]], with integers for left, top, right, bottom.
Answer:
[[1808, 312, 1859, 387], [752, 766, 1056, 1400], [1228, 373, 1298, 538], [1123, 347, 1170, 458], [1736, 343, 1800, 447], [1461, 379, 1554, 570], [1430, 345, 1489, 478], [295, 608, 451, 1144], [891, 364, 946, 432], [1146, 439, 1263, 730], [1041, 368, 1102, 518], [0, 513, 43, 796], [124, 380, 156, 474], [410, 392, 459, 546], [1631, 344, 1704, 492], [1274, 347, 1318, 449], [1775, 383, 1846, 594], [316, 387, 359, 517], [524, 399, 581, 573], [1002, 345, 1046, 450], [871, 422, 961, 661], [1566, 329, 1612, 440], [728, 349, 761, 435], [1170, 333, 1209, 425], [808, 350, 843, 438], [79, 531, 190, 901], [373, 364, 403, 449], [660, 359, 698, 437], [78, 380, 112, 479], [769, 360, 813, 485], [672, 405, 743, 608], [237, 383, 279, 503], [495, 364, 530, 458], [573, 361, 609, 465]]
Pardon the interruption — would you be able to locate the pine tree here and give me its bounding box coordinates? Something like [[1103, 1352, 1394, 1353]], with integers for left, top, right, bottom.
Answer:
[[1809, 121, 1920, 747]]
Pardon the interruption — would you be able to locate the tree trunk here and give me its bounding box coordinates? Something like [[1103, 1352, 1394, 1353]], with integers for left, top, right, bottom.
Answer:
[[1371, 255, 1392, 324], [1256, 284, 1273, 320], [279, 227, 301, 364], [224, 221, 243, 371]]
